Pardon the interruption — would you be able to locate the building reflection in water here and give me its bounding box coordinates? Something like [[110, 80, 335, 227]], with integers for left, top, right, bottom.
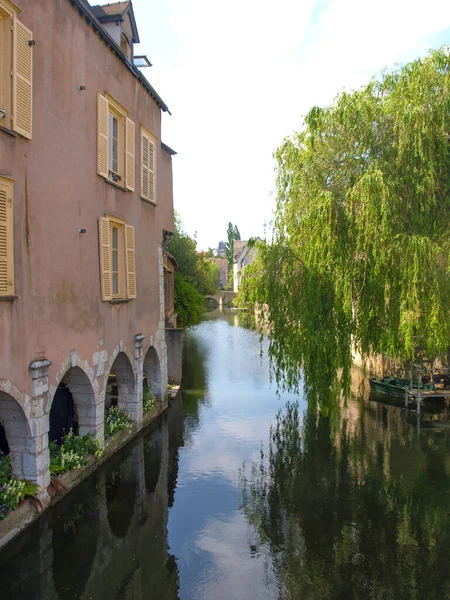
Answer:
[[0, 404, 182, 600]]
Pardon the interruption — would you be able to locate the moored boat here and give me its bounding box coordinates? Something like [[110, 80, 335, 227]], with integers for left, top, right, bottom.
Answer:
[[369, 376, 435, 399]]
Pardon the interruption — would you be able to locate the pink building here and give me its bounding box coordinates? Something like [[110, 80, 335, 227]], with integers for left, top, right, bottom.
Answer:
[[0, 0, 178, 502]]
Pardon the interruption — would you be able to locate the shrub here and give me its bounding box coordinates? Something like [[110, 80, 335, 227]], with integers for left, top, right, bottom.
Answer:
[[49, 430, 102, 477], [104, 406, 132, 440], [0, 452, 39, 519], [143, 387, 157, 412]]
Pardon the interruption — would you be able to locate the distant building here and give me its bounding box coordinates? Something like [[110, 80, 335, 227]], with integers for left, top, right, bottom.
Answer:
[[210, 258, 229, 288], [216, 241, 226, 258], [233, 240, 259, 292]]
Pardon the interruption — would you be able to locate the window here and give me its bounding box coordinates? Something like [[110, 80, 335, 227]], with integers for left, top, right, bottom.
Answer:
[[0, 1, 33, 139], [141, 126, 156, 203], [98, 216, 136, 301], [97, 93, 135, 191], [120, 33, 131, 60], [0, 176, 13, 296]]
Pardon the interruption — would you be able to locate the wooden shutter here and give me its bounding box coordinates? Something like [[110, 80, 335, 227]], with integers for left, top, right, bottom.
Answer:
[[12, 19, 33, 139], [148, 137, 155, 202], [125, 117, 135, 191], [125, 224, 136, 299], [0, 178, 13, 296], [97, 94, 109, 178], [98, 217, 112, 301], [141, 131, 149, 200]]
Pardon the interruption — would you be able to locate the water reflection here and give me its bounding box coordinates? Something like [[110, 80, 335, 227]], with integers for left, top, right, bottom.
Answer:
[[241, 397, 450, 600], [0, 414, 181, 600], [0, 310, 449, 599]]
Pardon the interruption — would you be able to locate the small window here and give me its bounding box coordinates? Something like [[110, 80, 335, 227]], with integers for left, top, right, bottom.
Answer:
[[97, 93, 135, 191], [0, 176, 14, 296], [141, 126, 156, 203], [99, 216, 136, 301], [0, 1, 33, 138], [120, 33, 131, 60]]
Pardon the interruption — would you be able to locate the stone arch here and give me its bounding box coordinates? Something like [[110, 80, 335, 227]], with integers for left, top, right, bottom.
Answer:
[[143, 346, 162, 403], [0, 391, 32, 481], [49, 366, 97, 443], [105, 352, 136, 420]]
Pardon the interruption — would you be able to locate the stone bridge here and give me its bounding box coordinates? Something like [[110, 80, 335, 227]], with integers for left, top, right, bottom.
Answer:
[[205, 291, 237, 307]]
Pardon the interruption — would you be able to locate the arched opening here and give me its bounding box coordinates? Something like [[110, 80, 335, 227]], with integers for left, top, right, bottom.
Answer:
[[105, 352, 135, 419], [49, 367, 96, 443], [143, 346, 162, 406], [0, 391, 30, 481]]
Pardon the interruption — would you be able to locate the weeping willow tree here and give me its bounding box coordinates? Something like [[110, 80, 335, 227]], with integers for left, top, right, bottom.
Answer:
[[239, 48, 450, 402]]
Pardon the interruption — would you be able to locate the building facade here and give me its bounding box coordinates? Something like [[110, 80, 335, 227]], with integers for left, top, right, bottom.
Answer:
[[233, 240, 258, 293], [0, 0, 176, 500]]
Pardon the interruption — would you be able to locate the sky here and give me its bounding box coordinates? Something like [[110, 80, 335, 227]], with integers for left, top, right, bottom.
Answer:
[[96, 0, 450, 250]]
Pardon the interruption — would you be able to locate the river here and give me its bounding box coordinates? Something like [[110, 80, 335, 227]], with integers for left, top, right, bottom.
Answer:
[[0, 309, 449, 599]]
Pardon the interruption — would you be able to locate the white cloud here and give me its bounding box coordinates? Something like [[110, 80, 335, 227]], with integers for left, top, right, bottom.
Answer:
[[101, 0, 450, 249]]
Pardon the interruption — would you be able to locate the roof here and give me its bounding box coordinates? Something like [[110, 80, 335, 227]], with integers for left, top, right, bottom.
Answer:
[[91, 1, 140, 43], [161, 142, 177, 156], [233, 240, 246, 262], [69, 0, 170, 113]]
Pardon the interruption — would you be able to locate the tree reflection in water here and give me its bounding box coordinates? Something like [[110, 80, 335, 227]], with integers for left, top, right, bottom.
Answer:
[[241, 399, 450, 600]]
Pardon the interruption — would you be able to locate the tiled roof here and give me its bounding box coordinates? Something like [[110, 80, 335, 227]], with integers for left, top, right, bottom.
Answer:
[[99, 2, 129, 16]]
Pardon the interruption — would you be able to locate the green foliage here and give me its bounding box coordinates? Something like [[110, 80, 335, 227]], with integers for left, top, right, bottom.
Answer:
[[49, 430, 102, 476], [0, 452, 39, 519], [167, 213, 218, 296], [225, 222, 241, 266], [241, 401, 450, 599], [104, 406, 133, 440], [143, 386, 157, 412], [167, 213, 219, 326], [174, 272, 205, 328], [240, 48, 450, 403]]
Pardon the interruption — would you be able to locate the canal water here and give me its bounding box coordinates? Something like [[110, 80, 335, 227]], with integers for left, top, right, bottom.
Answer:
[[0, 309, 449, 599]]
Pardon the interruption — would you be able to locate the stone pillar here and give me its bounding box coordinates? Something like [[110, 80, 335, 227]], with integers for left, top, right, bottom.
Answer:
[[133, 335, 145, 429], [29, 360, 52, 492]]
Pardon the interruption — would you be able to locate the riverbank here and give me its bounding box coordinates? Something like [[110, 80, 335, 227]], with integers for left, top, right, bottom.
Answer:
[[0, 387, 180, 550]]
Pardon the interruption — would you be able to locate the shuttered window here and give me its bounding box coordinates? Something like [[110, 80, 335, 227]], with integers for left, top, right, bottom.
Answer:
[[98, 216, 136, 301], [0, 2, 31, 138], [97, 93, 135, 189], [12, 18, 33, 139], [0, 176, 13, 297], [141, 127, 156, 203]]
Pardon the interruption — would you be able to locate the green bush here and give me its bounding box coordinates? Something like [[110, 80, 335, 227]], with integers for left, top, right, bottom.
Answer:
[[49, 430, 102, 477], [0, 452, 39, 519], [104, 406, 132, 439], [174, 272, 205, 328], [143, 387, 157, 412]]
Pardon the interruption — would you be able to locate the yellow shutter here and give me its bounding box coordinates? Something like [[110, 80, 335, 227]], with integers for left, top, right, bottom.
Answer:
[[97, 94, 109, 178], [125, 224, 136, 299], [12, 19, 33, 140], [125, 117, 135, 191], [149, 138, 155, 203], [0, 178, 13, 296], [141, 131, 149, 200], [98, 217, 112, 301]]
